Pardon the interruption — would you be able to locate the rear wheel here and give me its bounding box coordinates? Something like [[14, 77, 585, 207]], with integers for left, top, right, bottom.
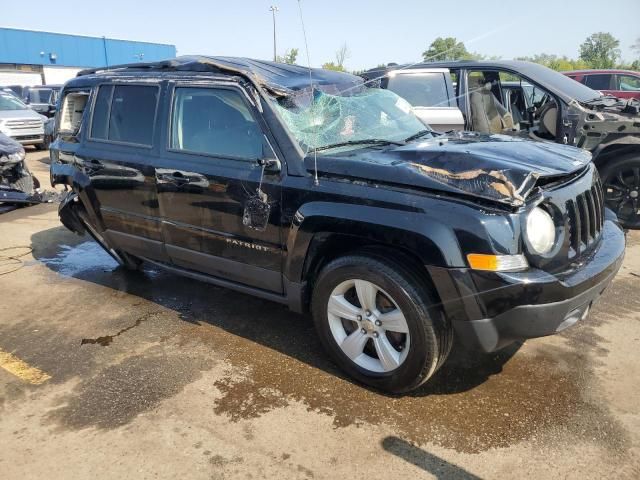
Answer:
[[35, 135, 51, 151], [311, 254, 452, 393], [600, 154, 640, 229]]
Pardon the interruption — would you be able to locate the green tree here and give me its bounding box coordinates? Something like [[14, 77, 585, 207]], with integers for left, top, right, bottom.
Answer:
[[422, 37, 479, 61], [579, 32, 621, 68], [322, 62, 345, 72], [276, 48, 299, 65], [322, 43, 351, 72], [516, 53, 587, 71]]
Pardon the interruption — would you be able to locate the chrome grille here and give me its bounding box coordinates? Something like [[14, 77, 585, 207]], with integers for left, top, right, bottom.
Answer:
[[4, 119, 43, 130], [566, 175, 605, 258]]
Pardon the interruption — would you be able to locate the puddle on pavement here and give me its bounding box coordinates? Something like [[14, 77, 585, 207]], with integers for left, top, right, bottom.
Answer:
[[44, 346, 215, 430], [205, 331, 627, 454], [166, 279, 635, 454], [36, 239, 163, 285], [38, 241, 118, 276]]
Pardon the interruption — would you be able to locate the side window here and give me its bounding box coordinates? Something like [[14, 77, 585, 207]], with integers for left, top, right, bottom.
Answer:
[[617, 75, 640, 92], [386, 72, 451, 107], [467, 71, 488, 90], [90, 84, 158, 145], [170, 87, 262, 160], [584, 74, 612, 90], [58, 91, 89, 135]]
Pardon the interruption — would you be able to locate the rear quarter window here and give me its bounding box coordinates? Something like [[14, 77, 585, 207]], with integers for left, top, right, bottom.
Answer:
[[90, 84, 159, 146]]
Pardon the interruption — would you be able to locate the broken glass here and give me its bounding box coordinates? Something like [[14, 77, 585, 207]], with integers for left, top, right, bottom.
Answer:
[[272, 87, 428, 152]]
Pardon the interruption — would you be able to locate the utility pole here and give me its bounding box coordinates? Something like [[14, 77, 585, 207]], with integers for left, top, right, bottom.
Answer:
[[269, 5, 279, 62]]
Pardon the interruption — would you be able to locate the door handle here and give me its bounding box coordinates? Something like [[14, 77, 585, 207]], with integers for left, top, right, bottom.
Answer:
[[157, 171, 191, 184]]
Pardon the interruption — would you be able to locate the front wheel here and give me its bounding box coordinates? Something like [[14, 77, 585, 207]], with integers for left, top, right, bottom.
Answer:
[[600, 154, 640, 229], [311, 254, 452, 393]]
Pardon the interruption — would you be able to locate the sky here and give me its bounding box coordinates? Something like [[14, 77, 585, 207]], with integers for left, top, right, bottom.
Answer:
[[2, 0, 639, 71]]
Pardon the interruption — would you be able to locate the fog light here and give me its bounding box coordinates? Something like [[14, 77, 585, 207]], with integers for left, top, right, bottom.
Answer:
[[467, 253, 528, 272]]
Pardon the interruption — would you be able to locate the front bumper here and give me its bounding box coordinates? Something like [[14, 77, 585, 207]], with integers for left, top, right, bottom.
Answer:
[[0, 186, 41, 205], [429, 218, 625, 352]]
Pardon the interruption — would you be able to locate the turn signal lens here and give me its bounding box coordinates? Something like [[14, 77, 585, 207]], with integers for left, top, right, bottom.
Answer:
[[467, 253, 528, 272]]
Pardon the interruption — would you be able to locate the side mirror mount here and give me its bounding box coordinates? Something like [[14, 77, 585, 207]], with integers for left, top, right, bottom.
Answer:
[[259, 139, 281, 173], [257, 157, 281, 173]]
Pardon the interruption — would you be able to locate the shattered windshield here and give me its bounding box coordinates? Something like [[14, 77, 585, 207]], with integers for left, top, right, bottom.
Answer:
[[273, 87, 428, 152]]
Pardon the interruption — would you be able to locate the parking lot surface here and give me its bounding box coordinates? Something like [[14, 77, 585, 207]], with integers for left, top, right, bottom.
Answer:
[[0, 150, 639, 479]]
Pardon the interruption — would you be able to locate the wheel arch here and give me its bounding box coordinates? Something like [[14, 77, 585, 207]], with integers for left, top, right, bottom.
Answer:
[[284, 201, 464, 312], [592, 136, 640, 170]]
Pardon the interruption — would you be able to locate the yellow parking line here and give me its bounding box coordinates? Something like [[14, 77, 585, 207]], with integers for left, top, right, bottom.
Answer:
[[0, 348, 51, 385]]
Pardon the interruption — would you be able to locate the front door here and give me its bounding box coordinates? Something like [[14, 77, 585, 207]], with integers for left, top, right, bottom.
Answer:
[[156, 82, 283, 293]]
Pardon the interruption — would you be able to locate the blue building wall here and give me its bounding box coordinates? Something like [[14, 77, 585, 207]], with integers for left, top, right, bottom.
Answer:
[[0, 28, 176, 68]]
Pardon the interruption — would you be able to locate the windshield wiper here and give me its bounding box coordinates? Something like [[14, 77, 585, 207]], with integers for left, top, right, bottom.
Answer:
[[314, 139, 405, 152], [403, 129, 435, 142]]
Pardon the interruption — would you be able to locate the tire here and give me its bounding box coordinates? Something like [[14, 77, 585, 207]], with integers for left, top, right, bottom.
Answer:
[[76, 208, 142, 271], [35, 135, 51, 151], [11, 172, 34, 194], [311, 254, 452, 393], [600, 153, 640, 229]]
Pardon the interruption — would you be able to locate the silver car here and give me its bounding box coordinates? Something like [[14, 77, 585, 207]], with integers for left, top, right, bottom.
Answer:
[[0, 91, 48, 149]]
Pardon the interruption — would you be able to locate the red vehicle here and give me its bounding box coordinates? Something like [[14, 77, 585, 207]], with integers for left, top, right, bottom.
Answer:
[[563, 69, 640, 100]]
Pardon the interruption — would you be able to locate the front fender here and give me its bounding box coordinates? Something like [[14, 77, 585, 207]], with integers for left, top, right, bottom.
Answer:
[[284, 201, 465, 283]]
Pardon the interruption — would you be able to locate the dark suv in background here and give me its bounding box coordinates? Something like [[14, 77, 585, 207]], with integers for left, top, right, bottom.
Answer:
[[50, 57, 624, 393], [25, 85, 62, 118]]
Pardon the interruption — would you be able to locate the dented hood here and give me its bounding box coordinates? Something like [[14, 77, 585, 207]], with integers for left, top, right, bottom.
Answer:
[[310, 132, 592, 206]]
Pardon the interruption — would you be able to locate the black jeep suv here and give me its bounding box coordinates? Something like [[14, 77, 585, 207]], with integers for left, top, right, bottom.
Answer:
[[50, 57, 625, 393]]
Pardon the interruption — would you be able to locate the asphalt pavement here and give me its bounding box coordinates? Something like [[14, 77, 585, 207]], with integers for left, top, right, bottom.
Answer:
[[0, 150, 638, 479]]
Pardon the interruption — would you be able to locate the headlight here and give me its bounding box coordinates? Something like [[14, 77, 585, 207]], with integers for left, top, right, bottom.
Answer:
[[8, 150, 26, 162], [526, 207, 556, 255]]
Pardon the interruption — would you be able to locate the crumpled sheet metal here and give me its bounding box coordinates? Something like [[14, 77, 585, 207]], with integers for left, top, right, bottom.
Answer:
[[571, 99, 640, 151], [411, 163, 536, 206]]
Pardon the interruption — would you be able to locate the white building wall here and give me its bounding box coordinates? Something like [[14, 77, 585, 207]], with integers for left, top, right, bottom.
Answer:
[[42, 66, 83, 85], [0, 70, 42, 86]]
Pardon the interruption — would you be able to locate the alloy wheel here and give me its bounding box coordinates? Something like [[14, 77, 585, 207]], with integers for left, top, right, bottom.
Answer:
[[604, 166, 640, 228], [327, 279, 410, 373]]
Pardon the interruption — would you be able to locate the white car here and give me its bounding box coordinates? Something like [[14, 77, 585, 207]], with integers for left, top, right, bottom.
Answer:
[[0, 91, 49, 149]]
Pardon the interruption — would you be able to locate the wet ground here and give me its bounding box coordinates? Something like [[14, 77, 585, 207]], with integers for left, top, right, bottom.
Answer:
[[0, 151, 639, 478]]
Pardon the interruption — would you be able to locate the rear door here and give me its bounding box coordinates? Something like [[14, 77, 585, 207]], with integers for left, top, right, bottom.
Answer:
[[78, 81, 168, 261], [155, 80, 283, 293], [385, 69, 464, 131]]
